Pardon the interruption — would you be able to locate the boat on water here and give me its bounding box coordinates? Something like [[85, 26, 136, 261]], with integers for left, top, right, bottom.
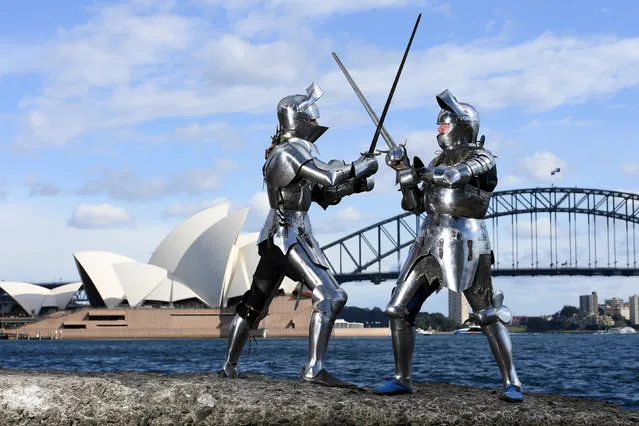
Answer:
[[454, 325, 482, 335], [597, 327, 637, 334], [416, 328, 432, 335]]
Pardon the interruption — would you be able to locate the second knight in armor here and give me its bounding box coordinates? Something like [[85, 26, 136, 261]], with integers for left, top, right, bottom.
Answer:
[[219, 82, 378, 387], [373, 89, 524, 402]]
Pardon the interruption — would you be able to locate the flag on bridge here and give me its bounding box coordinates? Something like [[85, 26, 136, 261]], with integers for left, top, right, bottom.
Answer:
[[551, 167, 561, 175]]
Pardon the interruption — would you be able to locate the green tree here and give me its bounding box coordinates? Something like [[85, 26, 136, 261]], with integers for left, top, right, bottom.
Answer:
[[560, 305, 580, 318]]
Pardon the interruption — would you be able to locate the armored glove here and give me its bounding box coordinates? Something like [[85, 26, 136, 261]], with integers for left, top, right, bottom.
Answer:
[[354, 176, 375, 193], [351, 155, 379, 179], [384, 146, 410, 171]]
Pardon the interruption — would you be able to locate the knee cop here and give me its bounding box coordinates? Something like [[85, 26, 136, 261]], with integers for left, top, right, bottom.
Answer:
[[311, 285, 347, 320], [468, 290, 513, 327], [385, 286, 421, 327]]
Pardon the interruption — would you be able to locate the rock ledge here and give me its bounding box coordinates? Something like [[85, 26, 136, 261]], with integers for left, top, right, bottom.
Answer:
[[0, 370, 636, 425]]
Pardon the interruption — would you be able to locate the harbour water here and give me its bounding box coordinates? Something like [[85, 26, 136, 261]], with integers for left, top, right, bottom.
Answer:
[[1, 333, 637, 409]]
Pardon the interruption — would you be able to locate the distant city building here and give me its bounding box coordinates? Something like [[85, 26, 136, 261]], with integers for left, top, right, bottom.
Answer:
[[629, 295, 639, 325], [604, 297, 624, 308], [604, 297, 629, 320], [579, 291, 598, 315], [333, 319, 364, 329], [448, 291, 469, 325]]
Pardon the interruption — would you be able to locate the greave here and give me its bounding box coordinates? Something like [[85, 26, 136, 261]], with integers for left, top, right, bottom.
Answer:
[[302, 310, 334, 379], [482, 322, 521, 389], [221, 314, 253, 378], [390, 317, 415, 387]]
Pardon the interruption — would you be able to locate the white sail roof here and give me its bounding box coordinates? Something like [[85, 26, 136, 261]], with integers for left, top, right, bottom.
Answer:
[[149, 204, 230, 272], [112, 263, 202, 307], [0, 281, 52, 316], [171, 208, 249, 308], [50, 282, 82, 310], [72, 251, 136, 308]]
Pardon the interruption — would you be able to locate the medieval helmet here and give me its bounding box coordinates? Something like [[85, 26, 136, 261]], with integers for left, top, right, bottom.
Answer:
[[435, 89, 480, 151], [276, 82, 329, 143]]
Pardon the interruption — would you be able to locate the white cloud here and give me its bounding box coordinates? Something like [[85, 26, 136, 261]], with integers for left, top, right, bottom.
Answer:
[[314, 204, 375, 234], [77, 168, 170, 201], [77, 159, 239, 201], [163, 197, 231, 218], [175, 160, 240, 194], [500, 175, 526, 188], [24, 174, 62, 197], [523, 117, 601, 129], [249, 191, 270, 216], [520, 151, 567, 183], [7, 2, 639, 151], [0, 200, 172, 281], [67, 203, 135, 229], [335, 206, 362, 222]]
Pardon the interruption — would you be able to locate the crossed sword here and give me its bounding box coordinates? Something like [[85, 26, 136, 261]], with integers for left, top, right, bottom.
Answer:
[[334, 13, 421, 156]]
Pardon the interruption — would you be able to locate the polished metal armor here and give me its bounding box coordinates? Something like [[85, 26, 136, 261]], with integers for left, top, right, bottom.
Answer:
[[378, 89, 522, 401], [277, 83, 328, 142], [221, 82, 378, 387]]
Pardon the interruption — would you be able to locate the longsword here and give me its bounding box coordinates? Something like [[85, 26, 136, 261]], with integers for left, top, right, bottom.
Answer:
[[365, 13, 421, 155]]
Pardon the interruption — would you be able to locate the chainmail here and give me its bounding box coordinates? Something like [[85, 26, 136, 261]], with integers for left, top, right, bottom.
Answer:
[[463, 254, 494, 311]]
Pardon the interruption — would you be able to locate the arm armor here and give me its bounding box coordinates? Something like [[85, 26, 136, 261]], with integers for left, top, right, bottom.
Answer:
[[299, 158, 353, 187], [427, 149, 495, 188], [299, 155, 378, 188], [396, 168, 424, 214], [312, 176, 375, 210]]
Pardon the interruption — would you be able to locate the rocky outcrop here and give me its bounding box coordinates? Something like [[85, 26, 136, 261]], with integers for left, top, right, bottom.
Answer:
[[0, 370, 636, 425]]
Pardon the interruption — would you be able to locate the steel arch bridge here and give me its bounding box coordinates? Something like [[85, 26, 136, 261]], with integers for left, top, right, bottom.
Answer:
[[320, 187, 639, 284]]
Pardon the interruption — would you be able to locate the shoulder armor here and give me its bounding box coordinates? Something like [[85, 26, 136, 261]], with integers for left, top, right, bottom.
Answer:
[[462, 148, 495, 177], [264, 142, 313, 187]]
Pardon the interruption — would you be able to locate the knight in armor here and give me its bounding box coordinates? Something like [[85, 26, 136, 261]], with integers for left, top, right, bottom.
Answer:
[[372, 89, 524, 402], [219, 82, 378, 387]]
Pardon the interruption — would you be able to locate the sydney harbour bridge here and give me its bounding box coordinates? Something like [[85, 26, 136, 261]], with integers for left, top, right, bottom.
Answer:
[[28, 186, 639, 298], [320, 187, 639, 284]]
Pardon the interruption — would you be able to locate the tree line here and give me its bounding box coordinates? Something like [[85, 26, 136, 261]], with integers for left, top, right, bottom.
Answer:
[[337, 307, 460, 331]]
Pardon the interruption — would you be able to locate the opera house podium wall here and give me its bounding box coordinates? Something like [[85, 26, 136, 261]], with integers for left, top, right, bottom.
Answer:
[[11, 295, 316, 339]]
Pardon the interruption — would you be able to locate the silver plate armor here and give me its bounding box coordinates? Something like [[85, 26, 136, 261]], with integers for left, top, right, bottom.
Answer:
[[258, 137, 371, 268], [435, 89, 480, 150], [381, 90, 521, 399], [398, 214, 492, 292], [277, 83, 328, 142]]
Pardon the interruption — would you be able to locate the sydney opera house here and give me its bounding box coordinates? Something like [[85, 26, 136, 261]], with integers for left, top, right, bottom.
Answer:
[[0, 204, 329, 339]]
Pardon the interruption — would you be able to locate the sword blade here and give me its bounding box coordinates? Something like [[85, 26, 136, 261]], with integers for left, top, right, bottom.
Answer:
[[332, 52, 397, 149], [368, 12, 421, 154]]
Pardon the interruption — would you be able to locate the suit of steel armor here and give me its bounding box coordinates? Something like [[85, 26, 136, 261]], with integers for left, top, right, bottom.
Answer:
[[373, 89, 524, 402], [219, 82, 378, 387]]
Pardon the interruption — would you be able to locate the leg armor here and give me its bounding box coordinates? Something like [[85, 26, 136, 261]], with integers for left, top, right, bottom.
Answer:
[[375, 256, 440, 394], [286, 245, 354, 388], [464, 254, 523, 402], [220, 243, 286, 378]]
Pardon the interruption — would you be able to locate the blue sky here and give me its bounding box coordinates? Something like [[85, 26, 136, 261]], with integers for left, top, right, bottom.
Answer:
[[1, 0, 638, 316]]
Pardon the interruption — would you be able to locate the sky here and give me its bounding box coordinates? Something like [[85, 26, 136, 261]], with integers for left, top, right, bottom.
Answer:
[[1, 0, 638, 317]]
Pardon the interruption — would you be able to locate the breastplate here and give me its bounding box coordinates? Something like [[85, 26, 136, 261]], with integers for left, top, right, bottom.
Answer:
[[267, 178, 313, 211], [423, 184, 492, 218]]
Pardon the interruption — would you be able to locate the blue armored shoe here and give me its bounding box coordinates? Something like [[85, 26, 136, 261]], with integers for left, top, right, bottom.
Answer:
[[372, 378, 413, 395], [501, 384, 524, 402]]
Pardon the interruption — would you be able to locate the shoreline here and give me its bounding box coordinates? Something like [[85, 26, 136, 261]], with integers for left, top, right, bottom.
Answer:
[[0, 369, 637, 425], [3, 329, 636, 340]]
